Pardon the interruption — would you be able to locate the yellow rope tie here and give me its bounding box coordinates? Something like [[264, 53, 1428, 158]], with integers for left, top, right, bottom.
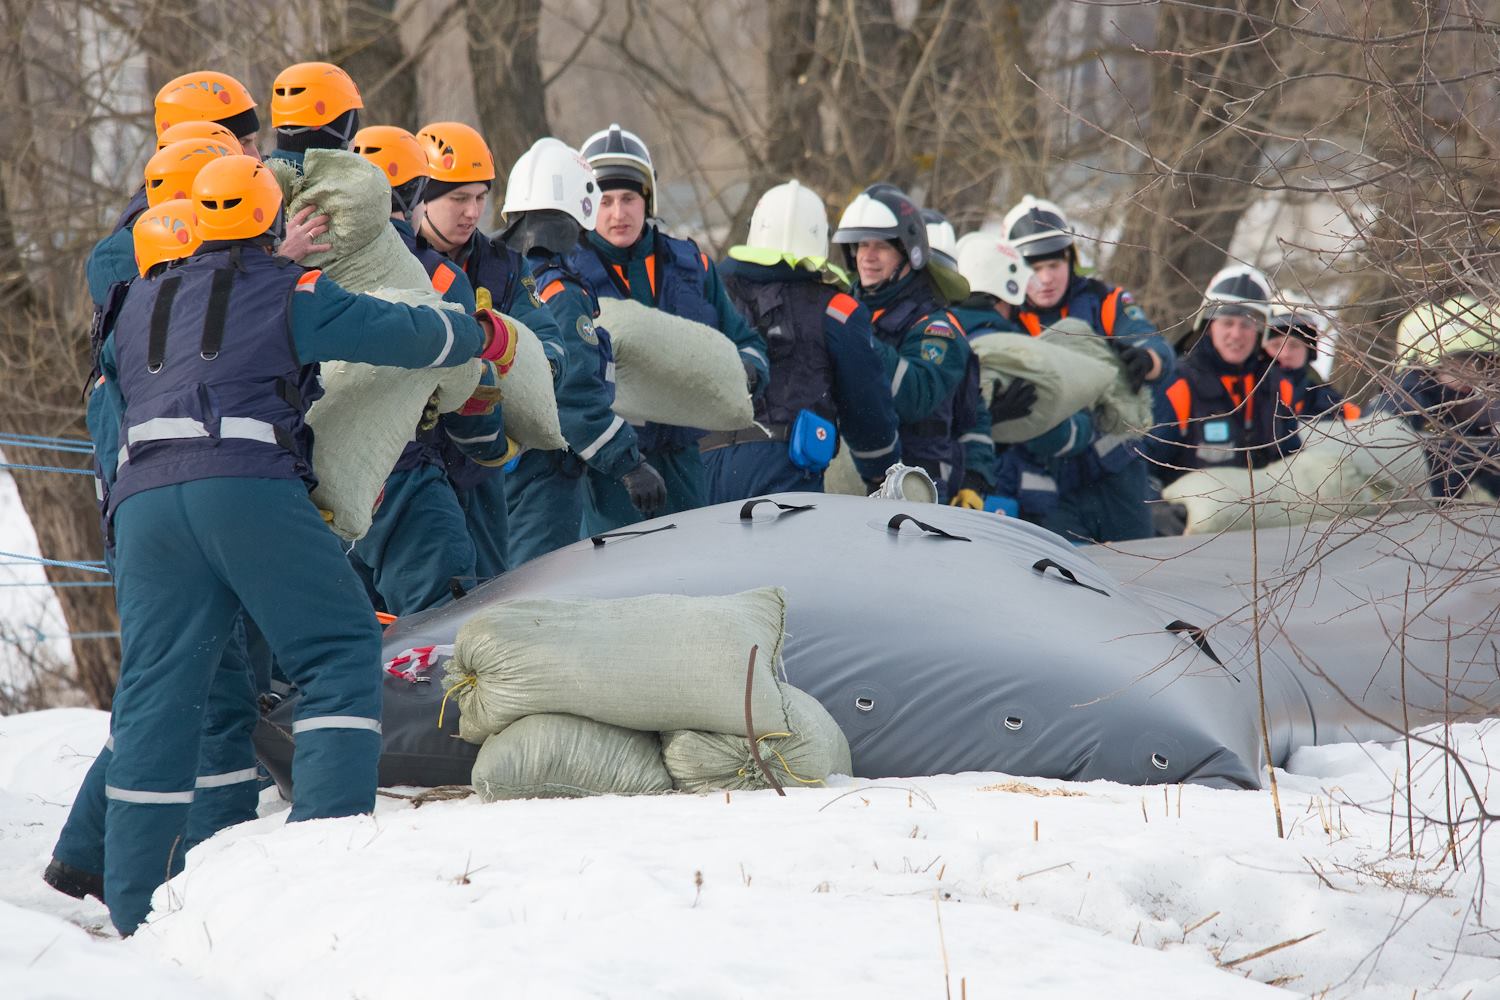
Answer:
[[734, 733, 825, 787], [437, 675, 475, 729]]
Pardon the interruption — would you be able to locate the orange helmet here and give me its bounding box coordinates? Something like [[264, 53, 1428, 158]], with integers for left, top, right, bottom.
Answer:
[[352, 125, 429, 186], [271, 62, 363, 128], [143, 139, 238, 207], [154, 71, 258, 137], [156, 120, 241, 152], [133, 199, 201, 277], [416, 122, 495, 184], [191, 155, 283, 242]]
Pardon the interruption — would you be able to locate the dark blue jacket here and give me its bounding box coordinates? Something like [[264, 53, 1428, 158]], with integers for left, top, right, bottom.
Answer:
[[854, 269, 977, 498], [1144, 341, 1301, 485], [569, 226, 768, 453], [531, 253, 643, 481], [100, 243, 484, 515], [1373, 367, 1500, 499], [720, 258, 899, 481]]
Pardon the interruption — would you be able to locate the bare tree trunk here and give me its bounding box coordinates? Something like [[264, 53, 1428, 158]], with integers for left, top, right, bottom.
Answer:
[[332, 0, 418, 128], [1110, 3, 1287, 343], [466, 0, 549, 199]]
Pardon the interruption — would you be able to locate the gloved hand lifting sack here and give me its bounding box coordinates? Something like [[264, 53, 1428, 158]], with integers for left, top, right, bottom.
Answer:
[[266, 150, 562, 540]]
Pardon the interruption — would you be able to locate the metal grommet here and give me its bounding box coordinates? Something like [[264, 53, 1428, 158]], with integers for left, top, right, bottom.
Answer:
[[146, 363, 163, 374], [201, 352, 219, 361], [855, 696, 875, 713], [1003, 716, 1024, 732], [1150, 752, 1170, 770]]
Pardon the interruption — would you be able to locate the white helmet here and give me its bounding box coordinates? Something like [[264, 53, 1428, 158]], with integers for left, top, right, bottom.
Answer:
[[1002, 194, 1073, 259], [1199, 264, 1273, 326], [1395, 295, 1500, 367], [956, 234, 1033, 307], [1264, 303, 1327, 358], [503, 137, 598, 230], [580, 123, 656, 215], [743, 179, 828, 263], [921, 208, 958, 269]]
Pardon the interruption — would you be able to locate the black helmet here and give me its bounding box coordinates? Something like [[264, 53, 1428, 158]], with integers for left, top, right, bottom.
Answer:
[[580, 123, 656, 215], [830, 184, 929, 272], [1002, 195, 1074, 260]]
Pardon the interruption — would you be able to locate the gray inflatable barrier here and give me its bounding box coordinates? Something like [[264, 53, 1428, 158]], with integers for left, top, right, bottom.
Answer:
[[255, 497, 1500, 792]]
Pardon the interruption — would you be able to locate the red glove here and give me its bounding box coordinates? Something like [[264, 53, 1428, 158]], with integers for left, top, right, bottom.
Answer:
[[474, 309, 517, 373]]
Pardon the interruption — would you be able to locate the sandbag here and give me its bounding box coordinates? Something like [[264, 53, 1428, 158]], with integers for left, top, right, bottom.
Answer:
[[822, 441, 868, 497], [495, 318, 566, 451], [597, 297, 754, 431], [971, 319, 1117, 443], [471, 714, 674, 801], [1163, 416, 1435, 534], [661, 683, 852, 792], [1039, 320, 1153, 437], [445, 588, 791, 744]]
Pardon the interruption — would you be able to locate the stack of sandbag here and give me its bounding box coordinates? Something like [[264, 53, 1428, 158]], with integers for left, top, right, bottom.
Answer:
[[970, 318, 1120, 443], [446, 589, 852, 800], [597, 297, 754, 431], [267, 150, 561, 540], [1163, 416, 1436, 534]]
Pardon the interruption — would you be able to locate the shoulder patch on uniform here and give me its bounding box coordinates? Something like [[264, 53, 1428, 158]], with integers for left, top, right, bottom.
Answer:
[[1118, 289, 1135, 304], [431, 263, 457, 294], [576, 313, 599, 345], [295, 269, 321, 292], [520, 272, 542, 308], [700, 252, 710, 271], [1124, 304, 1148, 322], [922, 318, 956, 340], [826, 292, 859, 323], [920, 338, 949, 365], [540, 279, 565, 302]]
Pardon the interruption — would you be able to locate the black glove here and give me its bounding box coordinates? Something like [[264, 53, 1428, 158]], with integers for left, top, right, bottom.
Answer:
[[621, 460, 667, 516], [742, 359, 760, 394], [1115, 344, 1154, 392], [1152, 501, 1188, 537], [988, 378, 1038, 424]]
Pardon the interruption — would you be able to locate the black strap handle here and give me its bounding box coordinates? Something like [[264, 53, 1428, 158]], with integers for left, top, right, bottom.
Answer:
[[1164, 620, 1232, 674], [1030, 558, 1109, 596], [590, 523, 677, 547], [886, 513, 970, 541], [739, 498, 816, 521]]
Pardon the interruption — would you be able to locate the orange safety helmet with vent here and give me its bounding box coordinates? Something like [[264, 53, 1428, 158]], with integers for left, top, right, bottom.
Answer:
[[271, 62, 363, 128], [191, 155, 283, 242], [156, 120, 241, 153], [133, 199, 201, 277], [352, 125, 429, 186], [415, 122, 495, 184], [143, 139, 238, 207], [153, 71, 258, 137]]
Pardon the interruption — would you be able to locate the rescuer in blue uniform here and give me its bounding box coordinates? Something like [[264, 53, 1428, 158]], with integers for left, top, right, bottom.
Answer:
[[499, 137, 667, 561], [1375, 297, 1500, 500], [1000, 195, 1175, 542], [829, 184, 977, 502], [703, 179, 899, 499], [264, 61, 363, 174], [414, 121, 566, 580], [346, 125, 507, 612], [1144, 266, 1301, 483], [948, 233, 1096, 519], [568, 124, 768, 529], [94, 155, 513, 936], [1263, 305, 1359, 422]]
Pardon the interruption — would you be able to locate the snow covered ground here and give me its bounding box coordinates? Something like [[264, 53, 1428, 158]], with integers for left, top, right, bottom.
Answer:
[[1, 709, 1496, 999]]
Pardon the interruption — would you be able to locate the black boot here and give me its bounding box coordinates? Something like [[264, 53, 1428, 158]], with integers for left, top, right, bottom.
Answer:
[[43, 858, 104, 901]]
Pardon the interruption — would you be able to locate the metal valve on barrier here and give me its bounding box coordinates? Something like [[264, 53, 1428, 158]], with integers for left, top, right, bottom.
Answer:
[[870, 463, 937, 504]]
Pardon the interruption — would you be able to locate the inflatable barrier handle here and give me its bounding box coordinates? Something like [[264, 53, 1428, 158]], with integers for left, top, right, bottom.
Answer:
[[589, 523, 678, 547], [739, 498, 816, 521], [1164, 620, 1233, 674], [885, 513, 971, 542], [1030, 558, 1109, 596]]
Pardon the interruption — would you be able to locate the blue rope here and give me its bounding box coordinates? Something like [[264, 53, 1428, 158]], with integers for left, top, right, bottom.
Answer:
[[0, 550, 112, 574], [0, 431, 94, 448], [0, 461, 93, 477], [0, 435, 94, 455], [0, 580, 112, 588]]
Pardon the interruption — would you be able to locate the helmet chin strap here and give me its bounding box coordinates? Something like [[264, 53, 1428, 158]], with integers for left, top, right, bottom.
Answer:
[[422, 213, 464, 256]]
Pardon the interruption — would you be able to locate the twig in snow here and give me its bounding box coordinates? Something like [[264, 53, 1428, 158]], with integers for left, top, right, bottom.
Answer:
[[1017, 861, 1074, 881], [933, 890, 952, 1000], [1218, 930, 1322, 969]]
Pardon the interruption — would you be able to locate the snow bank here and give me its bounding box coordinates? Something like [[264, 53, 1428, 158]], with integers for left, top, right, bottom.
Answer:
[[1, 708, 1496, 998]]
